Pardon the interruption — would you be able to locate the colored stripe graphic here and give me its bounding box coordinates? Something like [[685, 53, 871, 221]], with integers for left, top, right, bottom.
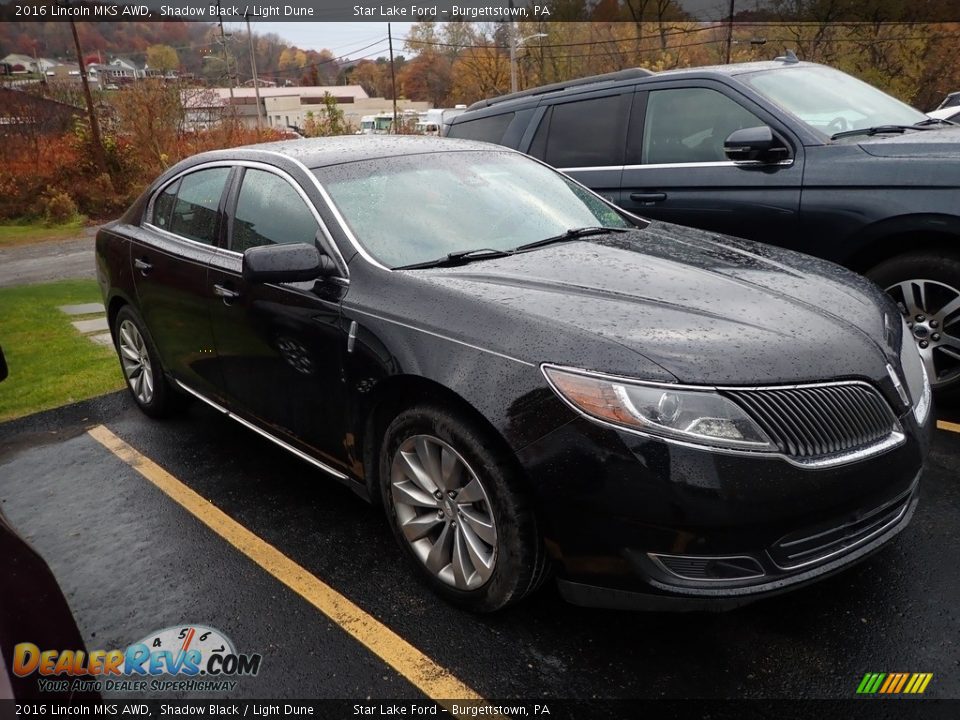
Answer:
[[857, 672, 932, 695]]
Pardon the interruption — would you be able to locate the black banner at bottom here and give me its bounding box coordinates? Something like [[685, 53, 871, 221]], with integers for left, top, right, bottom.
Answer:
[[2, 699, 959, 720]]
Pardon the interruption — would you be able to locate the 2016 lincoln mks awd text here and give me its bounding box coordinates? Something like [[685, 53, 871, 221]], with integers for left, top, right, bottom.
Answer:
[[96, 137, 932, 611]]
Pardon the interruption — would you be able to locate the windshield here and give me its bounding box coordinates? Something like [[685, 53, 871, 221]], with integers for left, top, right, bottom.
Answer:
[[313, 151, 630, 269], [741, 65, 927, 137]]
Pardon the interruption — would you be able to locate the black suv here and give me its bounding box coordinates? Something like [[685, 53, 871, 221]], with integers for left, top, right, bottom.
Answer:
[[447, 59, 960, 397]]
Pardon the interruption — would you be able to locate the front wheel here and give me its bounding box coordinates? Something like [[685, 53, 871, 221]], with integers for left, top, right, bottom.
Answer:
[[868, 252, 960, 401], [379, 406, 546, 612]]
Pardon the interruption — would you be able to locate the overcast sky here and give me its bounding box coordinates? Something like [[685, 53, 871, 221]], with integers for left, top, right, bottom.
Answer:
[[227, 22, 417, 61]]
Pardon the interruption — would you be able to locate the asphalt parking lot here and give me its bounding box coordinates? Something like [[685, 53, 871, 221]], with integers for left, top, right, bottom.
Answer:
[[0, 390, 958, 703]]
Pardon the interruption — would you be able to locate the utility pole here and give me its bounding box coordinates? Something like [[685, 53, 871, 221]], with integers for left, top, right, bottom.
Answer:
[[69, 19, 110, 179], [725, 0, 735, 64], [388, 23, 398, 134], [217, 0, 235, 108], [245, 12, 263, 130], [508, 0, 517, 94]]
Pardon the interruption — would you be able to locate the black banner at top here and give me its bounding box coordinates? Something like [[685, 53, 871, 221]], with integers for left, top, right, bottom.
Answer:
[[2, 0, 960, 23]]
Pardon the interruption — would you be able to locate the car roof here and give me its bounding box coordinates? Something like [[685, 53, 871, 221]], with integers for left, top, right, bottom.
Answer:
[[230, 135, 506, 168], [452, 60, 820, 119]]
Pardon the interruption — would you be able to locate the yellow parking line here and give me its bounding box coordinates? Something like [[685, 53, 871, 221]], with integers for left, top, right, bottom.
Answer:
[[87, 424, 487, 714], [937, 420, 960, 434]]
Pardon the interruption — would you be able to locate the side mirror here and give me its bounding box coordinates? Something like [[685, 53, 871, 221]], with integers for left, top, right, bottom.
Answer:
[[242, 243, 338, 284], [0, 345, 7, 383], [724, 126, 790, 163]]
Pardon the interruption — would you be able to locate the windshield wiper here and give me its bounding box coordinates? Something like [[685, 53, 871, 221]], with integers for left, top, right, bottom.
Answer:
[[511, 226, 630, 254], [394, 248, 513, 270], [915, 117, 957, 127], [830, 124, 927, 140]]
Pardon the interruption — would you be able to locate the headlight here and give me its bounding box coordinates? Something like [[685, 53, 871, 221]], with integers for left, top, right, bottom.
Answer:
[[899, 319, 932, 425], [542, 365, 776, 451]]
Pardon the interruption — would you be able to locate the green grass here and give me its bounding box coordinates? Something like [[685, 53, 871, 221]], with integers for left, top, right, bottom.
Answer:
[[0, 217, 89, 247], [0, 279, 125, 422]]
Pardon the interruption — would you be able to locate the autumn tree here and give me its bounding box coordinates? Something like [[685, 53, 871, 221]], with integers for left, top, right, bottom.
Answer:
[[399, 51, 453, 105], [301, 93, 349, 136], [146, 44, 179, 73]]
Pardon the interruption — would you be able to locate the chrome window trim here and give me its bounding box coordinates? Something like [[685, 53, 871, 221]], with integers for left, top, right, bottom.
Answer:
[[174, 380, 349, 481], [540, 362, 906, 469], [142, 159, 349, 278], [253, 149, 392, 272], [559, 159, 794, 173]]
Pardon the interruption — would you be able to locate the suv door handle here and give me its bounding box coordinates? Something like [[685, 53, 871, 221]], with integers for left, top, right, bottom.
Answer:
[[630, 192, 668, 203], [134, 257, 153, 275], [213, 284, 240, 304]]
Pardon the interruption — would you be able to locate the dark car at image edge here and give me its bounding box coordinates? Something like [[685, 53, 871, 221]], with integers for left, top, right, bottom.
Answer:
[[447, 58, 960, 399], [96, 137, 932, 612]]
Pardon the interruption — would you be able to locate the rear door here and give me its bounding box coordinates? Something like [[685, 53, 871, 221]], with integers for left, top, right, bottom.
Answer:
[[131, 166, 232, 397], [618, 82, 804, 245], [206, 164, 351, 469], [522, 90, 633, 204]]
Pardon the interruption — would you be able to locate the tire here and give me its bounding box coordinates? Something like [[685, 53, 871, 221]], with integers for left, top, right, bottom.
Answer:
[[867, 251, 960, 403], [113, 305, 186, 418], [379, 405, 547, 612]]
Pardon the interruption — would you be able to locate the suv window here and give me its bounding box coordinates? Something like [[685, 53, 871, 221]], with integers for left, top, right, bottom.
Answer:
[[168, 167, 230, 245], [533, 94, 630, 168], [232, 168, 319, 253], [447, 113, 514, 143], [643, 88, 763, 165]]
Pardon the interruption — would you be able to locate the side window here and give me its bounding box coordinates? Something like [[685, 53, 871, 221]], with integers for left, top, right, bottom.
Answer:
[[231, 169, 319, 253], [151, 179, 179, 229], [168, 167, 230, 245], [643, 87, 764, 165], [542, 94, 630, 168], [447, 113, 514, 144]]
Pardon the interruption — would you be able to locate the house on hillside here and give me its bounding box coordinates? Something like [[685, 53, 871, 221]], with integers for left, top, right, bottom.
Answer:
[[0, 54, 58, 74], [103, 58, 144, 84]]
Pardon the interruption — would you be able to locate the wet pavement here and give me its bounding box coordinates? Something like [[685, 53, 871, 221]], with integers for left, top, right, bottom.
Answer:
[[0, 391, 958, 701]]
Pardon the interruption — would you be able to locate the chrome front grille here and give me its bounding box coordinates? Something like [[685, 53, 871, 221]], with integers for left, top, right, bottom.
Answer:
[[722, 382, 899, 460]]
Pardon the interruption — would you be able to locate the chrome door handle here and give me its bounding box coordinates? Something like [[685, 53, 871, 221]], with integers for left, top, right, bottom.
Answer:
[[134, 258, 152, 275], [213, 284, 240, 303]]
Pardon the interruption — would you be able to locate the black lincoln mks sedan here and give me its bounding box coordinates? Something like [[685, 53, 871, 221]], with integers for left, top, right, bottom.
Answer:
[[96, 137, 932, 612]]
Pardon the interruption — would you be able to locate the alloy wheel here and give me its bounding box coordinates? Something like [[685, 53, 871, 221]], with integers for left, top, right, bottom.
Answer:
[[118, 319, 155, 405], [886, 278, 960, 388], [390, 434, 498, 590]]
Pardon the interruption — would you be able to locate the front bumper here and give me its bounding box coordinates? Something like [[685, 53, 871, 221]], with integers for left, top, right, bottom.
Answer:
[[516, 408, 930, 610], [556, 480, 918, 611]]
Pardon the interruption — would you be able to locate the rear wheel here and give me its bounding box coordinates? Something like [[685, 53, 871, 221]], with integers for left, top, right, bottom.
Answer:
[[113, 306, 185, 418], [379, 405, 546, 612]]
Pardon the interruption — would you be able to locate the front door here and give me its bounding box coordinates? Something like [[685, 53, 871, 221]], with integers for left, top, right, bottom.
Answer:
[[618, 84, 803, 246], [207, 166, 350, 471]]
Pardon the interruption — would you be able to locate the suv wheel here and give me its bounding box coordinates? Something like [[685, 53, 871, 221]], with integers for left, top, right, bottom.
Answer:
[[379, 405, 547, 612], [868, 252, 960, 399]]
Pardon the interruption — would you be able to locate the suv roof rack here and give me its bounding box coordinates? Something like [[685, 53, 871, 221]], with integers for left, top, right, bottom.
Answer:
[[466, 67, 655, 111]]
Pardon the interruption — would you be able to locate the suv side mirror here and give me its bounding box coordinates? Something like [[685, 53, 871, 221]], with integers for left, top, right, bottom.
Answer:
[[242, 243, 338, 284], [0, 345, 7, 382], [724, 126, 790, 164]]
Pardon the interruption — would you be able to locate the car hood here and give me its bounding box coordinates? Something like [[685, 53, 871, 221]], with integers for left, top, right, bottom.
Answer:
[[858, 127, 960, 158], [417, 224, 899, 386]]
